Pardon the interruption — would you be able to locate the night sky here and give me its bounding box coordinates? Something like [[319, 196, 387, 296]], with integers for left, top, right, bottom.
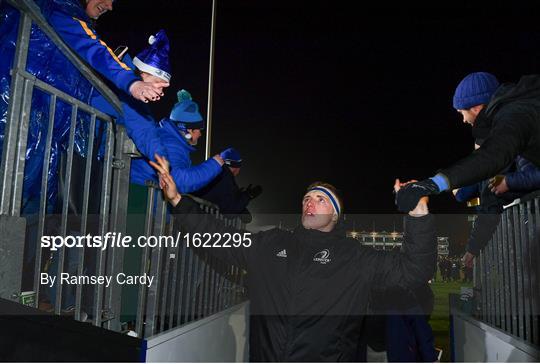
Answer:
[[98, 2, 540, 250]]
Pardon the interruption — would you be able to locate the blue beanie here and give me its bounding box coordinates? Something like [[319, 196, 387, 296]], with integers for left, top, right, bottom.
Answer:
[[170, 90, 204, 129], [133, 29, 171, 82], [220, 148, 242, 167], [453, 72, 499, 110]]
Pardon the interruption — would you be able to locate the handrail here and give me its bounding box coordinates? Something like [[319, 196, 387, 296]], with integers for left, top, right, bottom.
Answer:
[[143, 181, 222, 215], [476, 193, 540, 347], [5, 0, 122, 114], [503, 189, 540, 209]]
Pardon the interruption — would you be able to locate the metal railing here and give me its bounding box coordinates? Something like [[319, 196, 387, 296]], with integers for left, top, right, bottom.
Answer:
[[0, 0, 122, 314], [0, 0, 247, 340], [475, 191, 540, 347], [135, 188, 247, 338]]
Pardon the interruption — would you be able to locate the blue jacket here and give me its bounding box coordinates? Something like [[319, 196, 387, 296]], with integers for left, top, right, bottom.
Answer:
[[130, 119, 222, 193], [48, 3, 140, 95], [505, 156, 540, 192], [90, 55, 167, 161]]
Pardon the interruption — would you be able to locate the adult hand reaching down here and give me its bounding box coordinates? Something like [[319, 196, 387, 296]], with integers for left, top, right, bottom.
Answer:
[[395, 178, 439, 213], [394, 179, 430, 216], [129, 80, 169, 103]]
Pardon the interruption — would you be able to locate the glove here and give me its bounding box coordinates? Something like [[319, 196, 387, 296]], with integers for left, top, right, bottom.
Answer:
[[395, 179, 439, 212], [246, 184, 263, 199]]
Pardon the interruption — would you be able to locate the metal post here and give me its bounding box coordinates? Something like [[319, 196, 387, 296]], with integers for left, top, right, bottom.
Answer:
[[494, 220, 503, 329], [501, 212, 511, 332], [226, 265, 233, 308], [232, 266, 239, 306], [520, 202, 532, 342], [479, 250, 487, 322], [74, 113, 96, 321], [507, 209, 519, 336], [204, 0, 217, 159], [484, 238, 492, 325], [191, 253, 201, 321], [513, 206, 525, 339], [168, 219, 181, 329], [218, 260, 226, 312], [533, 199, 540, 345], [93, 122, 114, 326], [492, 222, 501, 328], [203, 251, 211, 317], [208, 254, 216, 316], [144, 192, 167, 337], [159, 216, 174, 332], [183, 248, 194, 324], [197, 252, 208, 319], [176, 238, 188, 326], [55, 105, 78, 315], [11, 78, 34, 215], [33, 94, 56, 306], [135, 186, 156, 337], [104, 125, 131, 331]]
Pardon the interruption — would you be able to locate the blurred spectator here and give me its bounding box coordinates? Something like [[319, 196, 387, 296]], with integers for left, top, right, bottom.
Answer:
[[195, 147, 262, 223], [49, 0, 168, 103], [438, 257, 448, 282], [462, 263, 473, 283], [130, 89, 224, 193], [451, 260, 460, 281], [367, 284, 438, 362]]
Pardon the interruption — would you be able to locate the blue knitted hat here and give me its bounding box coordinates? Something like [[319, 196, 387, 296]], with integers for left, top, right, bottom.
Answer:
[[133, 29, 171, 82], [220, 148, 242, 167], [170, 90, 204, 129], [453, 72, 499, 110]]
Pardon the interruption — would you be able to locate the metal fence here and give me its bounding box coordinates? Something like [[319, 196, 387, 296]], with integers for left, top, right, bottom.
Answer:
[[0, 0, 246, 340], [135, 189, 247, 338], [475, 192, 540, 347]]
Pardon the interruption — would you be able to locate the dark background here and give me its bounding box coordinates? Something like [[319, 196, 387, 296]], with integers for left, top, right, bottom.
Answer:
[[98, 1, 540, 252]]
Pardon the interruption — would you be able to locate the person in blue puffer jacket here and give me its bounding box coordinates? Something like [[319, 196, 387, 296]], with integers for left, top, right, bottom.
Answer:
[[130, 89, 224, 193], [48, 0, 168, 103], [489, 155, 540, 195]]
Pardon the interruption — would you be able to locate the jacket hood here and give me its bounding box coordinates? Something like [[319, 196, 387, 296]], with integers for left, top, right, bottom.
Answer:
[[485, 74, 540, 118]]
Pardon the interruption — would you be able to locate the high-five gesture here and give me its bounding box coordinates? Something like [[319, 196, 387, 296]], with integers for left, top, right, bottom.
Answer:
[[129, 80, 169, 103], [149, 154, 181, 206], [394, 179, 430, 216]]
